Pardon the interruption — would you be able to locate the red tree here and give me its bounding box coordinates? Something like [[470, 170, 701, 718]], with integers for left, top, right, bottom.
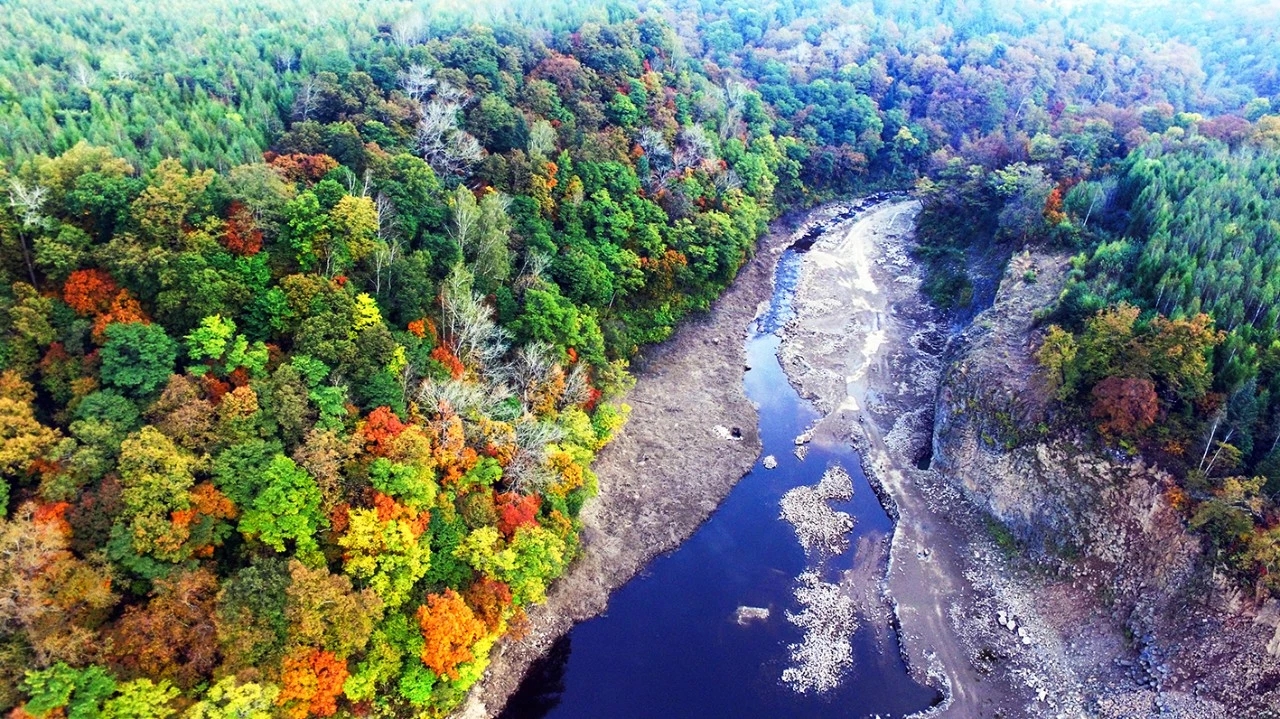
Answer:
[[223, 201, 263, 256], [361, 406, 406, 457], [463, 578, 512, 632], [63, 269, 119, 316], [494, 492, 540, 539], [278, 648, 349, 719], [1090, 376, 1159, 438]]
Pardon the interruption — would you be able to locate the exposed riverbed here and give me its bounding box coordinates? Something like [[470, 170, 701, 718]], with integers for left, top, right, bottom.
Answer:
[[461, 198, 1034, 718], [501, 232, 940, 718]]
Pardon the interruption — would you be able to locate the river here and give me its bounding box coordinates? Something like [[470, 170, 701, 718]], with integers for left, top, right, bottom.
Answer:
[[501, 236, 942, 718]]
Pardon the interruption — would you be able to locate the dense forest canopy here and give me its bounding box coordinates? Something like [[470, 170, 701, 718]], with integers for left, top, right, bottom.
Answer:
[[1, 0, 1278, 717]]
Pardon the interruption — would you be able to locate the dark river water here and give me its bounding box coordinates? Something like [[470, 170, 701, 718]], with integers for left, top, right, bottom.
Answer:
[[502, 245, 942, 718]]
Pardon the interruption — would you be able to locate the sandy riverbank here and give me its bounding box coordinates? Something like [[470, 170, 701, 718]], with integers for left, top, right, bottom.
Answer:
[[458, 202, 879, 717]]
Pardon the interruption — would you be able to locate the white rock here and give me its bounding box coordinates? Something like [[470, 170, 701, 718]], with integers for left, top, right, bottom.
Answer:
[[763, 455, 779, 469], [735, 606, 771, 625]]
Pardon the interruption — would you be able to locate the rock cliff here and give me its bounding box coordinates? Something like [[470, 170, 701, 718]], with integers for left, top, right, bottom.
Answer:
[[931, 252, 1280, 716]]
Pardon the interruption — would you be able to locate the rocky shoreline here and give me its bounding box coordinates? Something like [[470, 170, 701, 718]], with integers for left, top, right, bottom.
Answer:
[[778, 199, 1280, 717], [777, 198, 1036, 716]]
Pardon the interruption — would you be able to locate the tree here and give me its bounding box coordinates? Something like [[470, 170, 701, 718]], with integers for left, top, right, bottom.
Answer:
[[276, 649, 347, 719], [101, 679, 179, 719], [284, 559, 381, 659], [0, 372, 60, 508], [1036, 325, 1079, 400], [215, 558, 291, 672], [1090, 376, 1159, 439], [112, 427, 198, 568], [131, 159, 214, 249], [108, 570, 220, 689], [1145, 313, 1221, 400], [329, 195, 378, 266], [186, 677, 279, 719], [63, 269, 120, 316], [100, 323, 177, 398], [0, 503, 116, 667], [20, 662, 116, 719], [414, 589, 484, 681], [238, 455, 327, 566], [338, 504, 431, 609]]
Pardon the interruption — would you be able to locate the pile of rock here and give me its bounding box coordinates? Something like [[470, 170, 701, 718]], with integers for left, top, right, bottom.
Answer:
[[779, 466, 855, 555], [781, 571, 858, 693]]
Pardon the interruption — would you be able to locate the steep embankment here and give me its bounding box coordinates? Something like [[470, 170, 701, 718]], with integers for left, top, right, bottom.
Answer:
[[934, 253, 1280, 717], [462, 204, 865, 717]]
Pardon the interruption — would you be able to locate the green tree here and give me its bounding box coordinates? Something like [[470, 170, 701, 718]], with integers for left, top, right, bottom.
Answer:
[[238, 455, 327, 566], [100, 323, 177, 398]]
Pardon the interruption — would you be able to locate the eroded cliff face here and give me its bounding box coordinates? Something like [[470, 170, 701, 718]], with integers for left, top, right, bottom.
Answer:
[[930, 253, 1280, 715]]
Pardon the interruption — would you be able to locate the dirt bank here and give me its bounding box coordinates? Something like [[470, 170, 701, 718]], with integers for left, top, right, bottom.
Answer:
[[458, 202, 873, 717], [779, 199, 1041, 716]]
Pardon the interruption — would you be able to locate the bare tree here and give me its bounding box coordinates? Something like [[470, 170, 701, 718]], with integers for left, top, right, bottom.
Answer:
[[676, 125, 717, 170], [527, 119, 558, 162], [293, 77, 319, 122], [391, 14, 424, 47], [371, 192, 402, 298], [449, 184, 481, 254], [506, 417, 566, 491], [414, 100, 483, 176], [399, 64, 437, 102], [70, 62, 95, 91], [514, 251, 550, 292], [439, 266, 510, 370], [275, 50, 296, 73], [506, 342, 559, 411], [448, 132, 484, 174], [418, 376, 513, 420], [415, 100, 460, 159], [714, 168, 743, 194], [8, 180, 46, 284], [720, 81, 748, 140], [637, 127, 674, 191], [101, 52, 135, 82], [561, 362, 592, 409]]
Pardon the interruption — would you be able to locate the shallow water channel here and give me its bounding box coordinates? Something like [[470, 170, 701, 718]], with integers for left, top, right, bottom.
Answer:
[[503, 244, 941, 718]]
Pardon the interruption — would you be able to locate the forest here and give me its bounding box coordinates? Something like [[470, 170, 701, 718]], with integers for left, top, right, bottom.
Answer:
[[1, 0, 1279, 717]]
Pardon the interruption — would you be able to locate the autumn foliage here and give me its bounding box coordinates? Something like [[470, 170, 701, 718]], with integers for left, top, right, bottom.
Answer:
[[91, 290, 150, 343], [415, 589, 486, 681], [278, 649, 349, 719], [495, 492, 540, 538], [63, 269, 119, 316], [223, 200, 263, 256], [266, 152, 340, 183], [361, 406, 406, 457], [1090, 376, 1159, 438], [463, 578, 513, 633], [430, 345, 465, 380]]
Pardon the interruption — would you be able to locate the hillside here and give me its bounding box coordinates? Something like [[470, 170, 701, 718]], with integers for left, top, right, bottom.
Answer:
[[1, 0, 1280, 717]]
